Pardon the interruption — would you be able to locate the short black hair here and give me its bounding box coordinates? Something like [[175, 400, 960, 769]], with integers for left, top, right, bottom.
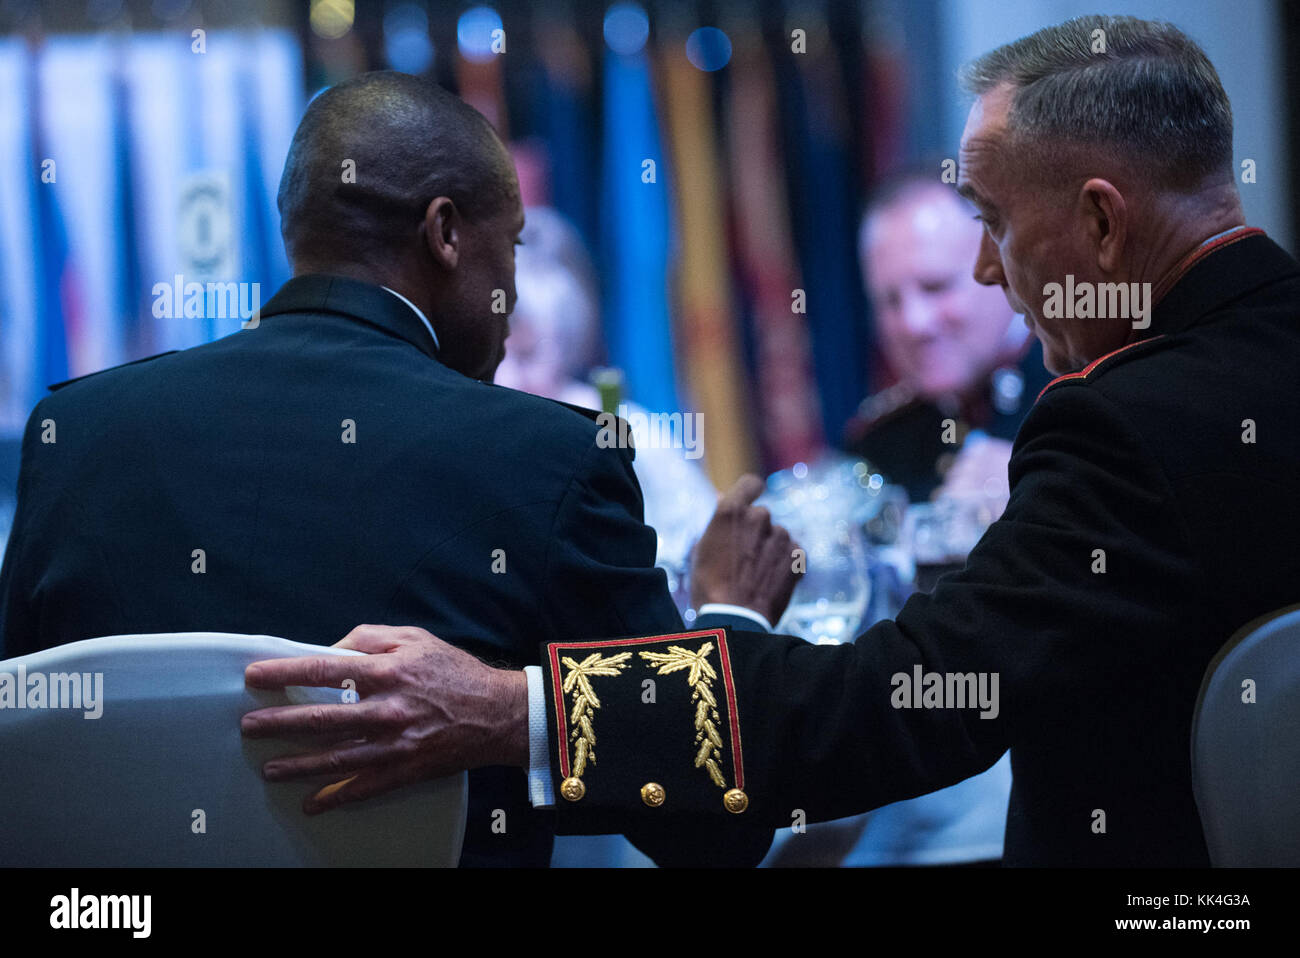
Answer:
[[277, 71, 517, 267]]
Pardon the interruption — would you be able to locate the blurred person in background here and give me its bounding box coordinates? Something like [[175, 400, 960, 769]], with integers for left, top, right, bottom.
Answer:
[[845, 169, 1053, 508], [493, 205, 717, 867], [764, 170, 1033, 867], [493, 206, 717, 590]]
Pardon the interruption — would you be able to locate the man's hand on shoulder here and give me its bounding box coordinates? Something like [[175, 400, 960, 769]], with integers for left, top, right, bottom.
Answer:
[[241, 625, 527, 814], [691, 474, 800, 627]]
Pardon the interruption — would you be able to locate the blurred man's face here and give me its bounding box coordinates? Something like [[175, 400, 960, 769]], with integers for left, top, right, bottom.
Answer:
[[957, 84, 1130, 375], [864, 185, 1017, 399], [456, 190, 523, 381], [432, 146, 523, 381], [494, 307, 567, 398]]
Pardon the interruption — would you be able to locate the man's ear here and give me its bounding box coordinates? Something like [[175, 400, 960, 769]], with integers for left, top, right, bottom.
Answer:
[[1079, 178, 1127, 275], [424, 196, 460, 270]]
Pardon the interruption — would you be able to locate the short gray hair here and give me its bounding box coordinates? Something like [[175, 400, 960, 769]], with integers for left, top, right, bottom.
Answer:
[[959, 15, 1233, 191]]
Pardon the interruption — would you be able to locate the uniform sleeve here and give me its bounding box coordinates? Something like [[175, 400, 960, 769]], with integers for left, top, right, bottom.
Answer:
[[539, 436, 783, 865], [540, 437, 685, 644], [536, 383, 1208, 858]]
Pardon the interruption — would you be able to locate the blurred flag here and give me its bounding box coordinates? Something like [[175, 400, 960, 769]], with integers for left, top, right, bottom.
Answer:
[[238, 66, 278, 298], [599, 43, 680, 417], [26, 41, 81, 404], [661, 35, 758, 488], [456, 8, 509, 136], [779, 14, 869, 447], [0, 175, 11, 425], [178, 33, 217, 345], [862, 7, 908, 184], [533, 18, 596, 252], [111, 48, 150, 361], [725, 21, 824, 469]]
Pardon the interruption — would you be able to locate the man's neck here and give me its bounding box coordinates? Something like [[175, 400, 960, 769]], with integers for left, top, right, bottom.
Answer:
[[291, 262, 441, 350], [1129, 181, 1246, 293], [294, 261, 427, 306]]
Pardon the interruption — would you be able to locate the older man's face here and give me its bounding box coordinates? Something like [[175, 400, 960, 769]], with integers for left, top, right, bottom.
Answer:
[[957, 84, 1129, 375], [864, 185, 1017, 400]]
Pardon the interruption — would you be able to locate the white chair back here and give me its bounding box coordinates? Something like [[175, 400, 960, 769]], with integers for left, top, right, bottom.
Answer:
[[0, 633, 466, 866]]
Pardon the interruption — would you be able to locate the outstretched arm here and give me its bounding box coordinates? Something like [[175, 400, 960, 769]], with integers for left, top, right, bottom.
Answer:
[[242, 473, 798, 827]]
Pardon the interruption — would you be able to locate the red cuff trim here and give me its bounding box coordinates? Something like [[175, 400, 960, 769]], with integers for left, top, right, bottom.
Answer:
[[547, 628, 744, 787]]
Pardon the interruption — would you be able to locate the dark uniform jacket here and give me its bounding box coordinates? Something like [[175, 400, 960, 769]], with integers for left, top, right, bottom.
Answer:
[[541, 228, 1300, 866], [0, 273, 685, 867], [843, 339, 1054, 502]]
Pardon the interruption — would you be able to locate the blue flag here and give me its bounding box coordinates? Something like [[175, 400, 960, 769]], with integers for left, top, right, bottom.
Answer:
[[112, 58, 149, 361], [27, 43, 75, 407], [600, 48, 679, 414]]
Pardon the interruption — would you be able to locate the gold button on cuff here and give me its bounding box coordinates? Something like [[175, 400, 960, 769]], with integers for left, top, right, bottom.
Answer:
[[560, 777, 586, 802], [640, 782, 666, 807], [723, 789, 749, 814]]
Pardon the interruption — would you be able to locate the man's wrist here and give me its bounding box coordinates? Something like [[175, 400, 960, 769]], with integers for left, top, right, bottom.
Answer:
[[489, 668, 530, 768]]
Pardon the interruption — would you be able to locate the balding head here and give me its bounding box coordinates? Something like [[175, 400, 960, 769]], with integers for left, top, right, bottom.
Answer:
[[275, 71, 525, 382], [278, 71, 516, 268]]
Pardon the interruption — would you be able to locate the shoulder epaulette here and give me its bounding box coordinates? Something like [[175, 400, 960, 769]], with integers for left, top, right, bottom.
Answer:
[[843, 382, 923, 446], [541, 396, 637, 459], [476, 382, 638, 458], [855, 382, 917, 428], [47, 351, 179, 393], [541, 396, 605, 424]]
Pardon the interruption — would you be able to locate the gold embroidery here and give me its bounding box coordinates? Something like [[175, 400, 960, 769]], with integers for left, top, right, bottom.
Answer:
[[561, 652, 633, 778], [639, 642, 728, 789]]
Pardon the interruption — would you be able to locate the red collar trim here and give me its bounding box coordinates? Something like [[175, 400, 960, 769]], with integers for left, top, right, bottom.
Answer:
[[1151, 226, 1265, 304], [1035, 227, 1263, 403], [1035, 337, 1163, 402]]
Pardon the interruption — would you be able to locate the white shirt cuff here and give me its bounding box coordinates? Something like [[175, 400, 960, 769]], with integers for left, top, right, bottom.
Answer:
[[524, 665, 554, 808], [697, 603, 773, 632]]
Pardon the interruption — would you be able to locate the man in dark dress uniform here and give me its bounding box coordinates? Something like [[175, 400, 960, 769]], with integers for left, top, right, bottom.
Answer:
[[845, 171, 1053, 505], [0, 72, 777, 868], [243, 16, 1300, 867]]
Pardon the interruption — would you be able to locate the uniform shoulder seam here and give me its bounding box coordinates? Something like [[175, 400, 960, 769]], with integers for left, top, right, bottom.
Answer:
[[47, 351, 179, 392]]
